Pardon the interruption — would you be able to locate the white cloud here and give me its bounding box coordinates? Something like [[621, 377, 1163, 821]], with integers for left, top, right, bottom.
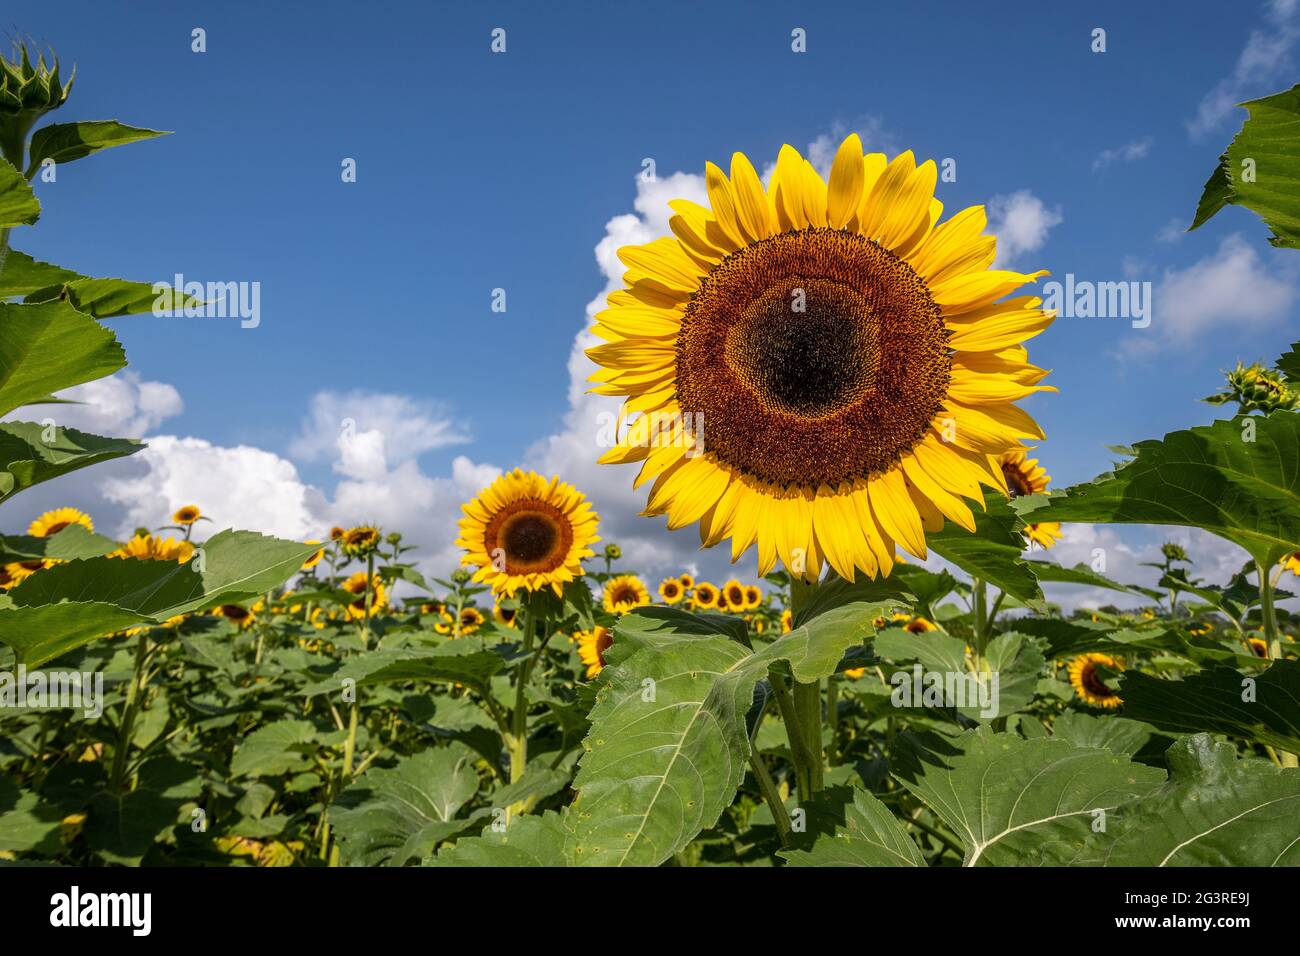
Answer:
[[1092, 137, 1153, 171], [2, 370, 183, 437], [1188, 0, 1300, 139], [804, 116, 900, 176], [1157, 218, 1188, 244], [986, 190, 1063, 268], [1125, 233, 1298, 353]]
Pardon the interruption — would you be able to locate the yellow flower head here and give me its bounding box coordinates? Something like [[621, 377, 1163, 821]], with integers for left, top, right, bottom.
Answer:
[[456, 469, 600, 596], [493, 602, 519, 629], [214, 604, 256, 629], [110, 534, 195, 564], [28, 507, 93, 537], [780, 608, 793, 633], [172, 504, 202, 525], [300, 541, 325, 571], [721, 579, 748, 613], [658, 577, 685, 604], [1067, 653, 1124, 709], [692, 582, 719, 609], [1246, 637, 1270, 659], [744, 585, 763, 610], [602, 574, 650, 614], [678, 573, 695, 590], [576, 625, 614, 678], [341, 571, 388, 620], [587, 135, 1054, 583], [341, 525, 380, 558]]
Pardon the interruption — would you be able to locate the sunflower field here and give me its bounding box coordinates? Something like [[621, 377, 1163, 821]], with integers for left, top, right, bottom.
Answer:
[[2, 39, 1300, 873]]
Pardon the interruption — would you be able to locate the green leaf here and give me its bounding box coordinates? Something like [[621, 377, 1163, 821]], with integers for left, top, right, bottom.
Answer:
[[333, 745, 483, 866], [85, 788, 182, 865], [1077, 735, 1300, 866], [26, 121, 168, 175], [1190, 85, 1300, 248], [427, 811, 572, 867], [1027, 560, 1149, 596], [0, 158, 38, 227], [1, 531, 322, 666], [892, 727, 1165, 866], [1277, 340, 1300, 386], [566, 582, 904, 867], [1021, 414, 1300, 565], [1120, 660, 1300, 755], [0, 249, 82, 297], [24, 276, 199, 319], [0, 421, 141, 504], [0, 777, 63, 854], [0, 524, 118, 562], [778, 789, 925, 866], [928, 494, 1044, 604], [0, 301, 125, 417], [304, 641, 506, 696], [1010, 617, 1180, 660], [1051, 711, 1158, 757], [229, 719, 318, 778]]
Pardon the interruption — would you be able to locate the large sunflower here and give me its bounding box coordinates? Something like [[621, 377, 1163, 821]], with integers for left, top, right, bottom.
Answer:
[[999, 446, 1062, 549], [457, 469, 600, 596], [28, 507, 94, 537], [588, 135, 1054, 582]]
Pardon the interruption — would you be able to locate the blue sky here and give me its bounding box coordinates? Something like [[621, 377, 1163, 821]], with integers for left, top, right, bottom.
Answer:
[[7, 0, 1300, 599]]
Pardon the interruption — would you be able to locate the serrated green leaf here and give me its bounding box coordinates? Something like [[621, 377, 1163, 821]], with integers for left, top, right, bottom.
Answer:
[[0, 158, 38, 227], [777, 789, 924, 867], [427, 811, 572, 866], [928, 494, 1044, 604], [24, 277, 199, 319], [304, 641, 505, 696], [0, 524, 118, 562], [0, 300, 125, 417], [0, 249, 82, 297], [26, 121, 168, 175], [0, 421, 141, 504], [229, 719, 318, 778], [892, 727, 1165, 866], [1023, 414, 1300, 565]]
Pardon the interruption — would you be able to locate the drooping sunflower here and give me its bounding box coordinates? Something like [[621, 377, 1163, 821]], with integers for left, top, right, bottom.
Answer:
[[456, 469, 600, 596], [658, 577, 685, 604], [340, 571, 388, 620], [1067, 653, 1124, 709], [588, 135, 1054, 582], [300, 541, 325, 571], [172, 504, 202, 526], [999, 446, 1061, 550], [692, 581, 719, 609], [602, 574, 650, 614], [576, 625, 614, 678], [110, 534, 195, 564], [28, 507, 93, 537], [341, 525, 380, 558]]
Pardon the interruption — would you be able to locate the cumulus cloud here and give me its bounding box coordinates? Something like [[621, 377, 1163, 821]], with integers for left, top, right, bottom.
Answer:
[[1092, 137, 1153, 171], [1188, 0, 1300, 139], [2, 370, 183, 438], [987, 191, 1063, 268], [1124, 233, 1298, 354]]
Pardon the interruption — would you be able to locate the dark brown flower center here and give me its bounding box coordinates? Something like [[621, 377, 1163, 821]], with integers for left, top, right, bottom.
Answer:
[[675, 228, 949, 488], [486, 501, 573, 574]]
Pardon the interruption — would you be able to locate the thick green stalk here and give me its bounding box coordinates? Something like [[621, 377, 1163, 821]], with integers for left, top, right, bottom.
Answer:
[[786, 577, 824, 797], [748, 750, 792, 847], [109, 632, 150, 792], [507, 599, 538, 811], [1257, 560, 1297, 767]]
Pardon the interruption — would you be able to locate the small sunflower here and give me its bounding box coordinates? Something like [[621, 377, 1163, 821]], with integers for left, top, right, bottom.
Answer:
[[172, 504, 202, 526], [330, 526, 345, 541], [1282, 552, 1300, 576], [28, 507, 93, 537], [493, 602, 519, 629], [721, 578, 748, 613], [588, 134, 1055, 583], [1067, 653, 1124, 709], [576, 625, 614, 678], [999, 446, 1061, 550], [692, 581, 719, 609], [213, 604, 256, 629], [658, 577, 685, 604], [602, 574, 650, 614], [781, 608, 793, 633], [110, 534, 195, 564], [457, 469, 600, 596], [341, 525, 380, 558], [3, 559, 52, 587], [340, 572, 388, 620], [678, 573, 695, 590], [1246, 637, 1270, 659], [744, 585, 763, 610], [300, 541, 325, 571], [438, 607, 485, 636], [843, 667, 867, 680], [420, 601, 446, 617]]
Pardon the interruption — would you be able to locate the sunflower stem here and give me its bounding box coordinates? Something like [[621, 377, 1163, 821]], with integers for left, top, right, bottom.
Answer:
[[748, 749, 792, 847], [787, 576, 824, 797], [1256, 559, 1297, 766], [972, 577, 989, 668], [507, 597, 538, 814]]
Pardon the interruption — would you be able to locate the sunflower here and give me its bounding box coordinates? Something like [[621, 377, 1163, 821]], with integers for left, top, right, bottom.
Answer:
[[3, 559, 52, 587], [576, 626, 614, 678], [438, 607, 485, 636], [213, 604, 256, 629], [843, 667, 867, 679], [588, 135, 1054, 583], [719, 578, 748, 613], [781, 608, 793, 633], [110, 534, 195, 563], [172, 504, 202, 526], [299, 541, 325, 571], [903, 615, 937, 634], [493, 602, 519, 629], [28, 507, 93, 537], [999, 446, 1061, 550], [692, 581, 719, 609], [330, 526, 345, 541], [1067, 653, 1124, 709], [602, 574, 650, 614], [340, 572, 388, 620], [1246, 637, 1270, 659], [744, 585, 763, 610], [420, 601, 446, 617], [456, 469, 600, 596], [1282, 552, 1300, 576], [658, 577, 685, 604], [341, 525, 380, 558], [678, 573, 695, 590]]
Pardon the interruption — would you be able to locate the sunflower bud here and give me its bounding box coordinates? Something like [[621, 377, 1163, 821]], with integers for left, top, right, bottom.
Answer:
[[1160, 543, 1189, 563], [1204, 362, 1300, 415], [0, 42, 74, 164], [603, 543, 622, 561]]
